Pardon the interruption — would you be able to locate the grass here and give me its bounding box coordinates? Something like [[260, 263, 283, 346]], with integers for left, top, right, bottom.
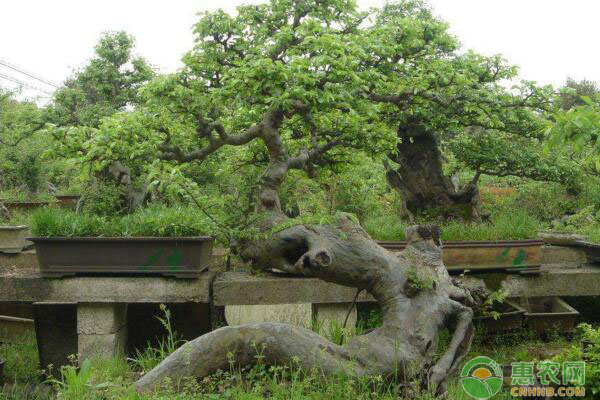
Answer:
[[363, 209, 542, 241], [1, 305, 584, 400], [0, 330, 574, 400], [29, 205, 213, 237]]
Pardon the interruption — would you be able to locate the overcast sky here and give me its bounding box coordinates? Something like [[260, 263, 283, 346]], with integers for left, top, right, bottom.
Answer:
[[2, 0, 599, 101]]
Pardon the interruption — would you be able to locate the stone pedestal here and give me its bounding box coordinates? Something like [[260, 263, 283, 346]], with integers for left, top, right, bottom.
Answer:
[[77, 303, 127, 360]]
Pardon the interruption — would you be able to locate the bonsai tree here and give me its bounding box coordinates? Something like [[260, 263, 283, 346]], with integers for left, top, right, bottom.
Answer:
[[87, 0, 482, 395], [48, 31, 154, 130], [364, 1, 568, 220], [45, 31, 155, 212], [0, 89, 46, 212]]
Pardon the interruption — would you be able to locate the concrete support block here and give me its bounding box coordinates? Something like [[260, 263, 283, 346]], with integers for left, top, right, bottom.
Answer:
[[225, 303, 312, 329], [32, 302, 77, 378], [313, 303, 357, 334], [78, 328, 127, 359], [77, 303, 127, 360], [77, 303, 127, 335]]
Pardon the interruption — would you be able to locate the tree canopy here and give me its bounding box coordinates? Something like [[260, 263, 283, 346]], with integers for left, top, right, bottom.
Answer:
[[48, 31, 154, 129]]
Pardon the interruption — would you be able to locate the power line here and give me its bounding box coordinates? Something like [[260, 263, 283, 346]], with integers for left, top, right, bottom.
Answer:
[[0, 58, 58, 88], [0, 72, 54, 96]]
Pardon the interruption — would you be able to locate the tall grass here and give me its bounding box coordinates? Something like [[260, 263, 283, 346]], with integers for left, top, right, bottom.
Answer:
[[363, 209, 542, 241], [29, 205, 212, 237]]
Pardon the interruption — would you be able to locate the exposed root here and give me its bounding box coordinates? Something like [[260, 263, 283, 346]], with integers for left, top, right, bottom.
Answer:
[[136, 220, 477, 396]]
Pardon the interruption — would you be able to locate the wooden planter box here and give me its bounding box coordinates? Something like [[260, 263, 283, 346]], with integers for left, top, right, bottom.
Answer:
[[523, 297, 579, 335], [0, 226, 33, 253], [377, 240, 543, 272], [29, 237, 214, 279], [474, 300, 525, 334]]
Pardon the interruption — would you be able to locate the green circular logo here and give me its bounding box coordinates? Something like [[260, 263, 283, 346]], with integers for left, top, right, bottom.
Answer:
[[460, 356, 503, 399]]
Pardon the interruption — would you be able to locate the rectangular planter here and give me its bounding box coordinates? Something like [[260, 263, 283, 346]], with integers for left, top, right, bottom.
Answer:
[[474, 300, 525, 334], [1, 201, 52, 213], [523, 297, 579, 335], [377, 240, 543, 272], [0, 315, 35, 344], [0, 226, 33, 253], [54, 194, 81, 209], [575, 241, 600, 264], [29, 236, 214, 278]]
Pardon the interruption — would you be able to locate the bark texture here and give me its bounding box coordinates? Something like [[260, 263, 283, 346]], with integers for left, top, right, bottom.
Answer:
[[136, 220, 478, 396], [385, 124, 481, 221]]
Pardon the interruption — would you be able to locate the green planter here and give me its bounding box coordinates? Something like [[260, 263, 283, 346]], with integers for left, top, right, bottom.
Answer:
[[29, 236, 214, 279]]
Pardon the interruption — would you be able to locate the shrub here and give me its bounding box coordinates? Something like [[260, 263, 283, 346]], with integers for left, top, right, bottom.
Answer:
[[80, 180, 127, 216]]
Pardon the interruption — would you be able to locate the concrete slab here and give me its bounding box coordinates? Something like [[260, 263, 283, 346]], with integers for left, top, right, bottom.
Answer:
[[0, 271, 215, 303], [225, 304, 312, 328], [214, 271, 374, 305], [214, 265, 600, 306]]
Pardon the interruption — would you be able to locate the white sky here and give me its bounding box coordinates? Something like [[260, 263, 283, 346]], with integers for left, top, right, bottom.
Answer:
[[1, 0, 599, 101]]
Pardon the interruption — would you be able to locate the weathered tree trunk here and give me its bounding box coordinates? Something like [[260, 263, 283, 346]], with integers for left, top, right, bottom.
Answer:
[[147, 106, 482, 396], [136, 220, 478, 396], [385, 124, 481, 221]]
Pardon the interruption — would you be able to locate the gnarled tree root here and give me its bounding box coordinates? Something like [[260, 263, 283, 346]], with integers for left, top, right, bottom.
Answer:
[[135, 220, 477, 396]]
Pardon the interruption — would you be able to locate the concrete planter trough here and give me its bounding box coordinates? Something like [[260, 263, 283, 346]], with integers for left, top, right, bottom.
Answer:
[[0, 226, 33, 253], [29, 236, 214, 278], [54, 194, 81, 209], [523, 297, 579, 335], [473, 300, 526, 334], [0, 315, 35, 343], [377, 240, 543, 272], [1, 200, 52, 213]]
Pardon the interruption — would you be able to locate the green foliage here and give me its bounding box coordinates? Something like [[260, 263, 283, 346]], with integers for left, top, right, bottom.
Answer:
[[0, 332, 40, 384], [133, 304, 185, 374], [80, 180, 127, 216], [558, 78, 600, 111], [0, 89, 44, 148], [450, 130, 580, 189], [552, 323, 600, 398], [547, 94, 600, 170], [48, 31, 154, 129], [30, 205, 213, 237], [363, 208, 541, 241]]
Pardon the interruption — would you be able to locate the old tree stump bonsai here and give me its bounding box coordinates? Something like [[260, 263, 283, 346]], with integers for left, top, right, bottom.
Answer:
[[137, 214, 480, 395], [77, 0, 485, 395], [133, 80, 481, 398]]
